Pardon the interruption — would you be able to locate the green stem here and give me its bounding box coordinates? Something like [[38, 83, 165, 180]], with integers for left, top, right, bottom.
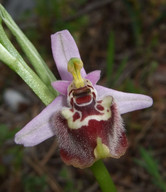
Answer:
[[0, 4, 57, 95], [0, 43, 55, 105], [0, 20, 56, 105], [90, 160, 117, 192]]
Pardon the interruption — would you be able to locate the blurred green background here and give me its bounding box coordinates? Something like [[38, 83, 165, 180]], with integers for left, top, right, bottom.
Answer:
[[0, 0, 166, 191]]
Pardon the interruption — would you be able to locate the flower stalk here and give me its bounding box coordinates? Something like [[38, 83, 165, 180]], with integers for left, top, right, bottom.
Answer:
[[90, 160, 117, 192]]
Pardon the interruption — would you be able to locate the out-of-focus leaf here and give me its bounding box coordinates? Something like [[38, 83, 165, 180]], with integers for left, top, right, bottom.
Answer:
[[135, 147, 166, 192]]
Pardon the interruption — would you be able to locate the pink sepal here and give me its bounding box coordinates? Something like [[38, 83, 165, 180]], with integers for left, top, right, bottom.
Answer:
[[51, 30, 86, 81], [95, 85, 153, 114], [15, 95, 66, 147]]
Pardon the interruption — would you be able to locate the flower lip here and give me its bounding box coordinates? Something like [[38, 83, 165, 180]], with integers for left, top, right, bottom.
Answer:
[[73, 86, 93, 106], [75, 94, 92, 105], [73, 86, 91, 97], [68, 79, 97, 107]]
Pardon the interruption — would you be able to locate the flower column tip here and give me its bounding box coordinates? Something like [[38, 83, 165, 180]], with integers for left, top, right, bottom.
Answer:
[[68, 57, 85, 88]]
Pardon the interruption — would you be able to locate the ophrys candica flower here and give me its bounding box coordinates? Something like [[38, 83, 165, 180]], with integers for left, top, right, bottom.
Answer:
[[15, 30, 153, 169]]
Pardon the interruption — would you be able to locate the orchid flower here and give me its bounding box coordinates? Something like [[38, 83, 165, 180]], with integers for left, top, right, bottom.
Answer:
[[15, 30, 153, 169]]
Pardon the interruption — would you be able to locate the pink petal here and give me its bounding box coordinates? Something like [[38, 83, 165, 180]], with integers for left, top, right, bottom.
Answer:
[[51, 30, 86, 81], [15, 95, 66, 147], [85, 70, 101, 85], [51, 70, 101, 96], [52, 80, 71, 95], [95, 85, 153, 114]]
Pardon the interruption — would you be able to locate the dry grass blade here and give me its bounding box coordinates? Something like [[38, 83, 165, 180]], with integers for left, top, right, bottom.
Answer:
[[26, 157, 63, 192]]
